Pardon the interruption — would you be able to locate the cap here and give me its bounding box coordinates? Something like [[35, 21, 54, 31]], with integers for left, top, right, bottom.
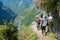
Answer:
[[36, 15, 39, 18]]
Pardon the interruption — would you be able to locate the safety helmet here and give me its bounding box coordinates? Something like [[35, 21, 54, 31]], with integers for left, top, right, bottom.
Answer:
[[48, 16, 53, 20], [36, 15, 39, 18]]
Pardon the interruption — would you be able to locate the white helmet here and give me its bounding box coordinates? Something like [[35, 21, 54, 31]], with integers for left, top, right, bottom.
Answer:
[[48, 16, 53, 20], [36, 15, 39, 18]]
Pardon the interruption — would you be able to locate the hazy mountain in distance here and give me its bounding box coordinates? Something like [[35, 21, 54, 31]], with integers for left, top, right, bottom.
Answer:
[[0, 0, 34, 15], [0, 1, 17, 24]]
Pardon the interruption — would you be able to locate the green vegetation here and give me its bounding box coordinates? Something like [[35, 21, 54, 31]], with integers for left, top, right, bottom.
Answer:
[[39, 0, 60, 17], [13, 6, 38, 40], [0, 20, 18, 40], [18, 25, 38, 40], [47, 32, 57, 40], [0, 20, 38, 40], [40, 0, 59, 11], [37, 0, 60, 39], [0, 5, 38, 40], [47, 21, 57, 40], [14, 7, 37, 26]]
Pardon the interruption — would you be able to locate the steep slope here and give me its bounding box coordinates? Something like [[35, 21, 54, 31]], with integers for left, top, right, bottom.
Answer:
[[14, 5, 37, 26], [0, 0, 34, 14], [0, 0, 36, 25]]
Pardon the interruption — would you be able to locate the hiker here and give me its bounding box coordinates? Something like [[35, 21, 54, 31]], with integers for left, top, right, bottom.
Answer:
[[48, 15, 53, 32], [41, 15, 48, 35], [35, 15, 41, 30]]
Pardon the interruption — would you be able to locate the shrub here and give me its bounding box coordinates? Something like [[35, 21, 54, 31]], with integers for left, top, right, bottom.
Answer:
[[0, 20, 18, 40], [18, 26, 37, 40]]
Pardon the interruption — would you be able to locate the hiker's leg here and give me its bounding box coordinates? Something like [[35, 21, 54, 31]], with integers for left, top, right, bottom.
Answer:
[[39, 24, 41, 29], [37, 24, 39, 28], [37, 23, 40, 30], [43, 27, 46, 35], [45, 26, 48, 35], [38, 23, 40, 28], [42, 27, 45, 35], [42, 27, 44, 35]]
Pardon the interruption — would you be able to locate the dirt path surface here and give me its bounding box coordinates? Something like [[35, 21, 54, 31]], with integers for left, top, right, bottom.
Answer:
[[32, 21, 52, 40]]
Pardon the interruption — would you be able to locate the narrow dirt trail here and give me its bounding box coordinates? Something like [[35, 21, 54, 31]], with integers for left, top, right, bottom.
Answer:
[[32, 21, 52, 40]]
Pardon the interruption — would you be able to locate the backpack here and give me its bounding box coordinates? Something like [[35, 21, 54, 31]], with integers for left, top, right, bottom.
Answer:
[[36, 18, 40, 25]]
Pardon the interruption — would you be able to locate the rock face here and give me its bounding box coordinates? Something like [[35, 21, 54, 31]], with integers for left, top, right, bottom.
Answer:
[[0, 1, 17, 24], [51, 9, 60, 40]]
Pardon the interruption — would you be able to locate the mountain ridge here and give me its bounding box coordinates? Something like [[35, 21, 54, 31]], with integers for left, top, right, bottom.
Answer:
[[13, 5, 37, 26], [0, 0, 34, 14]]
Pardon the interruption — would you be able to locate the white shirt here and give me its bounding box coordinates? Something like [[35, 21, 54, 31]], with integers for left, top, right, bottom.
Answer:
[[41, 18, 47, 26]]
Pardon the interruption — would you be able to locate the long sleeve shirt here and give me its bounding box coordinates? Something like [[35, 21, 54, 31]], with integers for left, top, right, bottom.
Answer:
[[41, 18, 48, 27]]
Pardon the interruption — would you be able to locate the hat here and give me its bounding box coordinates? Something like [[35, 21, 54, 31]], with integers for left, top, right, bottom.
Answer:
[[36, 15, 39, 18], [48, 16, 53, 20]]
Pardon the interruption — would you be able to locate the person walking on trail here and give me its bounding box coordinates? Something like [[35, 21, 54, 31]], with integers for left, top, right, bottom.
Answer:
[[48, 15, 53, 32], [41, 15, 48, 35], [35, 15, 41, 30]]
